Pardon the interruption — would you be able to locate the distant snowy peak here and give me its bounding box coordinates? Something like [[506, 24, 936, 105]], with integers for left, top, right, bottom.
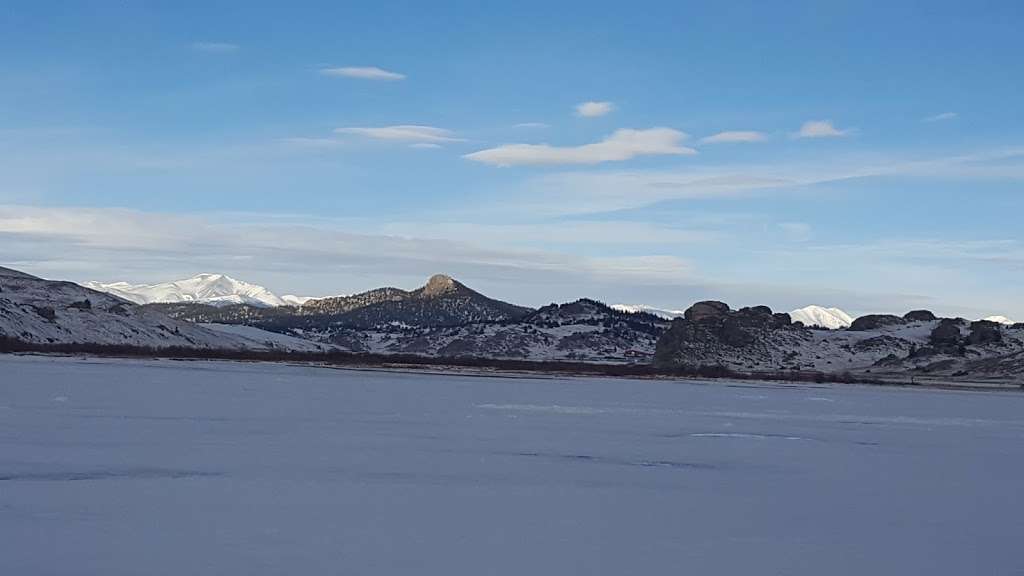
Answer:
[[614, 303, 855, 328], [281, 295, 316, 306], [790, 305, 854, 329], [85, 274, 290, 308], [983, 315, 1016, 325], [611, 304, 687, 319]]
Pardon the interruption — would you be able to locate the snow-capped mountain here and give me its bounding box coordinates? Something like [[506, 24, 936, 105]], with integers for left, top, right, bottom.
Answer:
[[85, 274, 297, 307], [0, 266, 327, 351], [983, 315, 1016, 325], [789, 305, 854, 329], [611, 304, 687, 319]]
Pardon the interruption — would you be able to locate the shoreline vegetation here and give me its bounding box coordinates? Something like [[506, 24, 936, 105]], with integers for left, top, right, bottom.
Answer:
[[3, 337, 1019, 391]]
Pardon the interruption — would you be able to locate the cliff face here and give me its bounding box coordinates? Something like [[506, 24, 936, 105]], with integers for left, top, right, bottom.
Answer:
[[654, 302, 810, 371]]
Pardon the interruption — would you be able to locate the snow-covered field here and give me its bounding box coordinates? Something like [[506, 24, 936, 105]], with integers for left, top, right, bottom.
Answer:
[[2, 355, 1023, 575]]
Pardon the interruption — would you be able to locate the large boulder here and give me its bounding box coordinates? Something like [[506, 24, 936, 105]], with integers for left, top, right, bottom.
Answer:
[[903, 310, 937, 322], [849, 314, 906, 331], [968, 320, 1002, 345], [929, 319, 962, 347], [684, 301, 730, 322]]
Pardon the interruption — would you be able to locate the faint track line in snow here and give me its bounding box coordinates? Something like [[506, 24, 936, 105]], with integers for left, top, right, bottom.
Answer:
[[0, 468, 222, 482]]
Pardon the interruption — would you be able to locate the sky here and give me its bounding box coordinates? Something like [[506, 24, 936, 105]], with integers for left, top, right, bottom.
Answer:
[[1, 0, 1023, 319]]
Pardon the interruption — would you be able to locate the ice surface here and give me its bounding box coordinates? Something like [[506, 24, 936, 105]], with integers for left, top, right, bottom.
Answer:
[[2, 355, 1023, 575]]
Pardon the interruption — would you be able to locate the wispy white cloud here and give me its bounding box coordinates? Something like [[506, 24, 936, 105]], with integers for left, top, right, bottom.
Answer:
[[514, 122, 549, 129], [335, 125, 463, 144], [700, 131, 768, 144], [464, 128, 695, 166], [410, 142, 442, 149], [923, 111, 958, 122], [190, 42, 239, 53], [4, 204, 1020, 318], [0, 205, 699, 301], [473, 147, 1024, 217], [794, 120, 851, 139], [575, 101, 614, 118], [319, 66, 405, 80], [379, 220, 718, 247]]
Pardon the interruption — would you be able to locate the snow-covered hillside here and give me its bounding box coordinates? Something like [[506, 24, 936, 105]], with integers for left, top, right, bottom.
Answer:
[[0, 267, 328, 352], [285, 299, 668, 363], [790, 305, 854, 329], [655, 301, 1024, 382], [84, 273, 304, 307]]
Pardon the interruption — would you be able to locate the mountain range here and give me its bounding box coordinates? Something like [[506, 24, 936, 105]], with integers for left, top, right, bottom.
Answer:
[[789, 305, 855, 329], [84, 273, 317, 308], [88, 274, 861, 329], [4, 265, 1022, 383]]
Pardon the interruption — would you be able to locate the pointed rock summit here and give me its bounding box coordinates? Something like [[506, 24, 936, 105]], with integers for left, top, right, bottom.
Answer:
[[421, 274, 460, 298]]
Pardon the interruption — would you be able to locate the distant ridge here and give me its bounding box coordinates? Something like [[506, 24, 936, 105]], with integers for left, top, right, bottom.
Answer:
[[789, 305, 854, 329], [84, 273, 303, 308]]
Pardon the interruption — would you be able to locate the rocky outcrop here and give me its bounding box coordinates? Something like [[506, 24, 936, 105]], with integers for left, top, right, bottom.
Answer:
[[904, 310, 937, 322], [849, 314, 907, 331], [969, 321, 1002, 345], [654, 302, 808, 370], [683, 301, 730, 322], [929, 319, 963, 347]]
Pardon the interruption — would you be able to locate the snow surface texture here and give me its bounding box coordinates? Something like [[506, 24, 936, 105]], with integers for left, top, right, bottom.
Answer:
[[1, 355, 1022, 575], [789, 305, 854, 329], [84, 273, 310, 308], [0, 267, 325, 351], [199, 323, 334, 353]]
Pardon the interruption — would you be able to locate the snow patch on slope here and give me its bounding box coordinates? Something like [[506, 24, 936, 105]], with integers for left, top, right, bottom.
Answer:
[[200, 323, 335, 353]]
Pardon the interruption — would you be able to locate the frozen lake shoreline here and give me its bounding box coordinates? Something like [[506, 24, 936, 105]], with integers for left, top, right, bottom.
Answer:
[[2, 354, 1023, 575]]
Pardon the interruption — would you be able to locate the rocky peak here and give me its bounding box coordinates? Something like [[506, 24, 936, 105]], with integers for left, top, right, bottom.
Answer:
[[420, 274, 460, 298], [683, 301, 731, 322], [904, 310, 937, 322], [849, 314, 907, 331]]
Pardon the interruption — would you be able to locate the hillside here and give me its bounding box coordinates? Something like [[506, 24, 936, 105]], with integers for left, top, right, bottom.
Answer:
[[0, 267, 329, 352], [654, 300, 1024, 382], [297, 298, 670, 362]]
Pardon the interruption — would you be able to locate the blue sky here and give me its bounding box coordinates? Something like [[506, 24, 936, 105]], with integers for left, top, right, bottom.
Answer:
[[1, 0, 1023, 319]]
